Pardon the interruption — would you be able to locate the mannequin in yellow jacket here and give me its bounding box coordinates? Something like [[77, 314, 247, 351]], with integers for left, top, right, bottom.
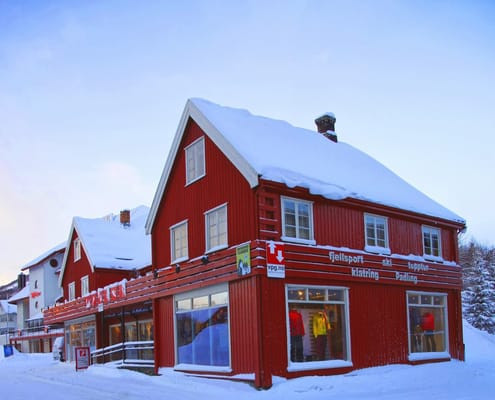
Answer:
[[313, 311, 331, 360]]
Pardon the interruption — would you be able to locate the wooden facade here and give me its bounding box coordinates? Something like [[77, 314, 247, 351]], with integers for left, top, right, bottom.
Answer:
[[45, 100, 465, 389]]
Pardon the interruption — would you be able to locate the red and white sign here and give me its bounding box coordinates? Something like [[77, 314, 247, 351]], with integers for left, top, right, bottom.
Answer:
[[75, 346, 91, 371], [266, 241, 285, 264], [266, 241, 285, 278]]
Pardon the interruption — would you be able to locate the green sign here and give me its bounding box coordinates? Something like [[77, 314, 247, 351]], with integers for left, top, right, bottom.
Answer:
[[236, 243, 251, 276]]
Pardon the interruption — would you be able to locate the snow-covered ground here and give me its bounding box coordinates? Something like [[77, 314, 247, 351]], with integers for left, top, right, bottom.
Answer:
[[1, 321, 494, 400]]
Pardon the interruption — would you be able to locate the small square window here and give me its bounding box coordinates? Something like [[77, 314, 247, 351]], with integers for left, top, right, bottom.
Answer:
[[185, 137, 205, 185], [281, 197, 314, 243]]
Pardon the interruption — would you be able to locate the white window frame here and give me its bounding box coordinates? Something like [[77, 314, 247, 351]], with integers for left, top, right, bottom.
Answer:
[[205, 203, 228, 253], [185, 137, 206, 185], [364, 213, 390, 255], [73, 238, 81, 262], [422, 225, 443, 261], [174, 283, 231, 372], [68, 282, 75, 301], [285, 284, 352, 371], [406, 290, 449, 359], [81, 275, 89, 297], [281, 196, 315, 245], [170, 220, 189, 263]]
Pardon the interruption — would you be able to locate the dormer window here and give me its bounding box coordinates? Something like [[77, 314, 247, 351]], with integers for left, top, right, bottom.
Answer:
[[185, 137, 205, 185], [73, 238, 81, 262]]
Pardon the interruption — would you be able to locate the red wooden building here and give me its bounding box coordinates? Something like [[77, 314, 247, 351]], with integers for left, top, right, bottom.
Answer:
[[145, 99, 466, 388], [54, 206, 153, 362]]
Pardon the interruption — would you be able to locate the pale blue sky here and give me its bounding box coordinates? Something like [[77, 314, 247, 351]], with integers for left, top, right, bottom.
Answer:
[[1, 1, 494, 284]]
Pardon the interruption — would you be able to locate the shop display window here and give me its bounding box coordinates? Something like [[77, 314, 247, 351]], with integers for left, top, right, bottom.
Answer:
[[175, 287, 229, 368], [286, 285, 350, 365], [407, 291, 448, 354]]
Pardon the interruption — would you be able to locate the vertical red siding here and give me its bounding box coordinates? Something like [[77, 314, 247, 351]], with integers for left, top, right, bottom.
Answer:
[[314, 202, 364, 249], [229, 278, 258, 373], [154, 296, 175, 367], [349, 283, 409, 368], [152, 119, 257, 269]]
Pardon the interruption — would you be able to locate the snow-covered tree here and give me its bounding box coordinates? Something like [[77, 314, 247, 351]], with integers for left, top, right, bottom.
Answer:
[[461, 241, 495, 334]]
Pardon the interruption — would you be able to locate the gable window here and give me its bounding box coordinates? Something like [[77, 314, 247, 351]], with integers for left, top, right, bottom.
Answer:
[[205, 204, 227, 252], [68, 282, 75, 301], [281, 197, 314, 244], [185, 137, 205, 185], [81, 275, 89, 296], [171, 220, 188, 263], [74, 238, 81, 262], [364, 214, 390, 254], [422, 226, 442, 260]]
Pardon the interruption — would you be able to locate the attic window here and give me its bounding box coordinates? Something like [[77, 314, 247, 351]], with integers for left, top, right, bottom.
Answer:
[[185, 137, 205, 185], [49, 259, 58, 268], [74, 238, 81, 262]]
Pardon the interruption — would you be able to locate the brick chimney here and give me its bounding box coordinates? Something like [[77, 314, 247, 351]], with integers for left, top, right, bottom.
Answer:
[[120, 209, 130, 227], [315, 112, 337, 142]]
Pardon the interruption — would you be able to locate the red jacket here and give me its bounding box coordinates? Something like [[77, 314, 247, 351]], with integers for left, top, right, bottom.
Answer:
[[421, 312, 435, 331], [289, 309, 305, 336]]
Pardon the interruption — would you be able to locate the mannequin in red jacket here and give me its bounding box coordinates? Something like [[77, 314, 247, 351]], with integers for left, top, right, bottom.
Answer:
[[421, 312, 436, 352], [289, 306, 305, 362]]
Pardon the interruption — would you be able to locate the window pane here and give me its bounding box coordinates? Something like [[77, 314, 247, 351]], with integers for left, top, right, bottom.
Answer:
[[421, 295, 432, 305], [177, 299, 191, 311], [193, 295, 209, 309], [288, 287, 306, 300], [308, 288, 325, 301], [211, 291, 228, 306], [328, 289, 344, 301], [408, 297, 447, 354]]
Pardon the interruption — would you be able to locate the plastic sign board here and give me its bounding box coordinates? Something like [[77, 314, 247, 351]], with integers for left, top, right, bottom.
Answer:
[[266, 241, 285, 278], [75, 346, 91, 371], [236, 243, 251, 276]]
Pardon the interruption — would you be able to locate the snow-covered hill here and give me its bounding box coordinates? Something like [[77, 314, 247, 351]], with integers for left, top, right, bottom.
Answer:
[[1, 320, 494, 399]]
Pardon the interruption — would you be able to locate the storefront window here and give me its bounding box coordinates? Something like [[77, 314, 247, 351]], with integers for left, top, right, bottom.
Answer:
[[65, 317, 96, 362], [407, 291, 448, 355], [287, 285, 350, 365], [175, 286, 229, 368]]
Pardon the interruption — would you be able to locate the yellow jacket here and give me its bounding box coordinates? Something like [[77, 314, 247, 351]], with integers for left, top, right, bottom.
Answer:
[[313, 312, 330, 337]]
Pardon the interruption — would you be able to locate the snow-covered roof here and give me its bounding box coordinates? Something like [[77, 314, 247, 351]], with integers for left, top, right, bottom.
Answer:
[[21, 241, 66, 271], [59, 206, 151, 285], [147, 98, 464, 233], [8, 283, 30, 304], [0, 299, 17, 314]]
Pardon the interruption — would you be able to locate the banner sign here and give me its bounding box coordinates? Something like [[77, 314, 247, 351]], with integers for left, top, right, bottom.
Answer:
[[266, 241, 285, 278], [85, 279, 126, 309], [236, 243, 251, 276]]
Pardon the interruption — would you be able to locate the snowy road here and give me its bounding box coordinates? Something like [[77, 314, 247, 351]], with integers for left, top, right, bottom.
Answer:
[[1, 322, 494, 400]]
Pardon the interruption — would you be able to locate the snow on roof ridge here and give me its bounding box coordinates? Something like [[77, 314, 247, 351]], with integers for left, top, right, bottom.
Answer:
[[189, 98, 464, 225], [21, 241, 67, 271]]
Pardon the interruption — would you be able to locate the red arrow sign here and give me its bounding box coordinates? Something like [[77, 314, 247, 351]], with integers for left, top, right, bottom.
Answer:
[[266, 241, 285, 264]]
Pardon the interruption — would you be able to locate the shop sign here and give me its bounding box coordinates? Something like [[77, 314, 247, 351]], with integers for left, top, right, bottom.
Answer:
[[266, 241, 285, 278], [236, 243, 251, 276], [85, 279, 126, 309], [75, 346, 90, 371]]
